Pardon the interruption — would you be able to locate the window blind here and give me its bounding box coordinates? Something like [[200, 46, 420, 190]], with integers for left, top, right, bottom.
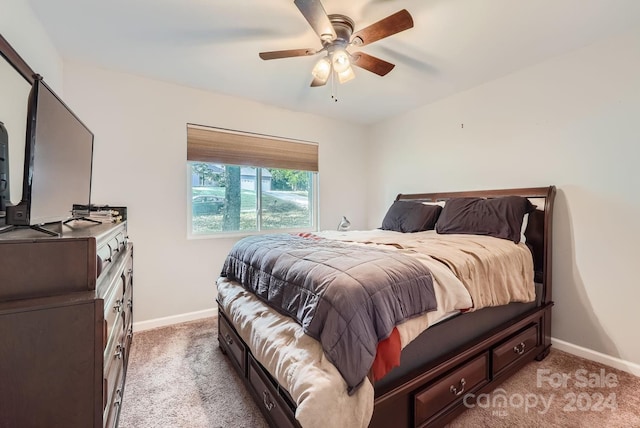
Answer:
[[187, 124, 319, 172]]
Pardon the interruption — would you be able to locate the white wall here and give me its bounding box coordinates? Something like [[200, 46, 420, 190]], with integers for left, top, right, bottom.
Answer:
[[367, 28, 640, 366], [0, 0, 63, 91], [62, 63, 369, 323]]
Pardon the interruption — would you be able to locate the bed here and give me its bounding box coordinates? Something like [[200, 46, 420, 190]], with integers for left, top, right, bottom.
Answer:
[[216, 186, 556, 428]]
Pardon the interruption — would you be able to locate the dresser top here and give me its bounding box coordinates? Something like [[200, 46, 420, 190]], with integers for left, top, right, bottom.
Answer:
[[0, 219, 126, 243]]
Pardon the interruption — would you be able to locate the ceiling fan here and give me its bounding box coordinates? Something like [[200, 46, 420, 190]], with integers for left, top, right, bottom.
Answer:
[[259, 0, 414, 89]]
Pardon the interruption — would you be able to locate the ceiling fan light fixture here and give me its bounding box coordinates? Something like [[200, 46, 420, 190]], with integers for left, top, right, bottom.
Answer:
[[337, 65, 355, 84], [331, 49, 350, 74], [311, 57, 332, 82]]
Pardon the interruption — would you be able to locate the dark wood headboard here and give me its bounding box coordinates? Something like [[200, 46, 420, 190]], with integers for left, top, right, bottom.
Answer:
[[395, 186, 556, 305]]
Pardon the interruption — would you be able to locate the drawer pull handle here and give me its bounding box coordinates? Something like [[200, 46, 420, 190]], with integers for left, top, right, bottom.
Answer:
[[115, 345, 124, 359], [450, 378, 466, 396], [513, 342, 526, 355], [224, 333, 233, 346], [262, 391, 275, 411]]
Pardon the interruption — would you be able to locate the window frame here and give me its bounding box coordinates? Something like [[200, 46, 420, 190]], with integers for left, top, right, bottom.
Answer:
[[186, 163, 319, 240]]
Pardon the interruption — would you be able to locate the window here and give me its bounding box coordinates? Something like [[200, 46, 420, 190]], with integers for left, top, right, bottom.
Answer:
[[186, 125, 318, 237]]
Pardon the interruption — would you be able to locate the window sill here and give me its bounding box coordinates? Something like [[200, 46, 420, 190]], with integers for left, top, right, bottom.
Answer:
[[187, 227, 317, 241]]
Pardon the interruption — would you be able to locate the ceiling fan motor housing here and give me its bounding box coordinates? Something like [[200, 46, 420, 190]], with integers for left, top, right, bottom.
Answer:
[[326, 14, 355, 48]]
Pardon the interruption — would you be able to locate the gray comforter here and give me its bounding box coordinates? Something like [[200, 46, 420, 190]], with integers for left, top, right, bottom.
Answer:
[[221, 234, 437, 393]]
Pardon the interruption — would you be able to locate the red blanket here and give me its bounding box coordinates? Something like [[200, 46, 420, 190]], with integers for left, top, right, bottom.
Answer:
[[371, 327, 402, 381]]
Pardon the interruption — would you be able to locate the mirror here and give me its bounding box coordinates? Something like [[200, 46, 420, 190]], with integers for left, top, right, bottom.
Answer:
[[0, 55, 30, 205], [0, 35, 34, 213]]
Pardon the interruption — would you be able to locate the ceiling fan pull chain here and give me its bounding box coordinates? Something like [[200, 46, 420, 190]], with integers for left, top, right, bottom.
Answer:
[[331, 70, 338, 102]]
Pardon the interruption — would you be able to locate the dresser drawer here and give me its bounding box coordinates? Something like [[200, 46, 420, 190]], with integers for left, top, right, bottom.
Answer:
[[414, 353, 489, 427], [103, 353, 124, 428], [492, 324, 539, 374], [248, 355, 297, 428], [104, 314, 124, 368], [124, 324, 133, 365], [219, 312, 246, 376], [103, 275, 125, 351], [107, 231, 126, 256], [96, 244, 112, 279], [123, 248, 133, 294], [123, 280, 133, 336]]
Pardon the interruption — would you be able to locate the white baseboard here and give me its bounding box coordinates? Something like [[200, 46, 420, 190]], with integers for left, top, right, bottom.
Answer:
[[133, 308, 217, 332], [551, 337, 640, 377]]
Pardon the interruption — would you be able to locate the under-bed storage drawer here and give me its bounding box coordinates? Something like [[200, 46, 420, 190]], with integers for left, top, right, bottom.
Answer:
[[414, 353, 489, 427], [218, 312, 246, 375], [492, 324, 539, 375], [247, 355, 298, 428]]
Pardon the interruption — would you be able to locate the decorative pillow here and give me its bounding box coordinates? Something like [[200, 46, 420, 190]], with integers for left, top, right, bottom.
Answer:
[[435, 196, 535, 243], [381, 201, 442, 233]]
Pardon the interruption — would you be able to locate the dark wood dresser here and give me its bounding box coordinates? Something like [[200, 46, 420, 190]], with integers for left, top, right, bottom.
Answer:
[[0, 220, 133, 428]]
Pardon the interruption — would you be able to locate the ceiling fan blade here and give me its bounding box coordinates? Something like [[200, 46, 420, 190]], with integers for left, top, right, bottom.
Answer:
[[259, 48, 317, 60], [294, 0, 337, 41], [351, 52, 395, 76], [351, 9, 413, 47]]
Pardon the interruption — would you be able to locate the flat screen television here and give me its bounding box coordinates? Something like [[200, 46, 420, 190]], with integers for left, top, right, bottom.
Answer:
[[4, 76, 94, 234]]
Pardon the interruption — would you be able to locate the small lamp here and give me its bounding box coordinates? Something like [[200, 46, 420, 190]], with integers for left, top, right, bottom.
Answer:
[[337, 216, 351, 231]]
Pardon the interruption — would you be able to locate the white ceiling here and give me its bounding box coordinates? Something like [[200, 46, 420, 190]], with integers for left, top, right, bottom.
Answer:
[[26, 0, 640, 124]]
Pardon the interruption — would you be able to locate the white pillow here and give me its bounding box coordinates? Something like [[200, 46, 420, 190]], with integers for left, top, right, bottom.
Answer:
[[422, 200, 446, 207], [520, 213, 529, 244], [521, 198, 546, 243]]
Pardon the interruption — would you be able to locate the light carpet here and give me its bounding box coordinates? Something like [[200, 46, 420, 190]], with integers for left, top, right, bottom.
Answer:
[[119, 317, 640, 427]]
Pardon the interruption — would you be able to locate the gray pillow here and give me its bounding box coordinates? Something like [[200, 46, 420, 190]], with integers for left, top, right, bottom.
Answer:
[[381, 201, 442, 233], [435, 196, 535, 243]]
